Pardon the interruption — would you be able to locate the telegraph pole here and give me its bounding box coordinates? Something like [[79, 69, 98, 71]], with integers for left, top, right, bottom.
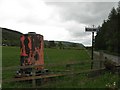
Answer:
[[91, 25, 95, 69], [91, 25, 95, 60], [85, 25, 97, 69]]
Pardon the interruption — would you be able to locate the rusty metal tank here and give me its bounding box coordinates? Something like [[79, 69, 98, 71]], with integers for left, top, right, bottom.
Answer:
[[20, 32, 44, 70]]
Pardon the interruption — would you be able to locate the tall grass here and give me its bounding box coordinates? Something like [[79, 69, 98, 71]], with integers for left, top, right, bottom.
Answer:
[[39, 71, 118, 88], [2, 46, 119, 88]]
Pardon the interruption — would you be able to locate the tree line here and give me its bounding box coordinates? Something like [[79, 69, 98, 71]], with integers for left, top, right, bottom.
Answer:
[[1, 27, 83, 49], [44, 40, 84, 49], [95, 1, 120, 55]]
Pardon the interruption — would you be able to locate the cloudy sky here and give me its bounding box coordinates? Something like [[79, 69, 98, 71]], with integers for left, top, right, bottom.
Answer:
[[0, 0, 119, 46]]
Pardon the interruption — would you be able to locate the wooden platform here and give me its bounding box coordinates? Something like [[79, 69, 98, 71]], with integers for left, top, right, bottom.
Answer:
[[3, 74, 64, 83], [3, 68, 107, 83]]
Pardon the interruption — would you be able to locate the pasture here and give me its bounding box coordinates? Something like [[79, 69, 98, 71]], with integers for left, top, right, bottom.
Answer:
[[2, 46, 119, 88]]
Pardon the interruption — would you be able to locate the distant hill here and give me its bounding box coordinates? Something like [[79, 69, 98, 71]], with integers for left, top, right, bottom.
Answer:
[[55, 41, 85, 49], [44, 40, 85, 49], [1, 27, 84, 49], [1, 27, 22, 46]]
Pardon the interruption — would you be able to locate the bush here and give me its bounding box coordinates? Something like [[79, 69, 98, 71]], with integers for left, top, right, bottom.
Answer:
[[104, 59, 116, 72]]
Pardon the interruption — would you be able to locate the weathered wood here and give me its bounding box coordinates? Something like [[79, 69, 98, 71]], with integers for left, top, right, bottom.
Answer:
[[99, 51, 104, 68], [3, 68, 105, 83], [32, 68, 36, 88], [3, 60, 106, 70], [3, 74, 65, 83]]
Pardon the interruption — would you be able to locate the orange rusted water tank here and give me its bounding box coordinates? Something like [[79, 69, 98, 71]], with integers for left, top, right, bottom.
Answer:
[[20, 32, 44, 70]]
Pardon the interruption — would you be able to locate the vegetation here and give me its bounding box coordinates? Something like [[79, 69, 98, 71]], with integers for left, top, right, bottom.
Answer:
[[95, 1, 120, 55], [39, 72, 118, 88], [1, 27, 22, 46], [2, 46, 119, 88], [2, 2, 120, 88], [44, 40, 84, 49], [1, 27, 84, 49], [2, 46, 90, 87]]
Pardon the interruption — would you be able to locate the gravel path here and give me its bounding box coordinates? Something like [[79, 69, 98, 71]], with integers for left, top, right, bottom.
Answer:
[[94, 51, 120, 65]]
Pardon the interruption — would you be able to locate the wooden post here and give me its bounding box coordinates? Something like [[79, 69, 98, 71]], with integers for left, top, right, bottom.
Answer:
[[32, 67, 36, 88], [91, 31, 94, 69], [91, 32, 94, 60], [85, 26, 99, 69], [99, 51, 103, 68], [118, 69, 120, 89]]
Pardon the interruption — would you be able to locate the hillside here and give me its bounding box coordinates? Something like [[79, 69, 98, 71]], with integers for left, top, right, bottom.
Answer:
[[44, 40, 84, 49], [1, 27, 22, 46], [1, 27, 84, 48]]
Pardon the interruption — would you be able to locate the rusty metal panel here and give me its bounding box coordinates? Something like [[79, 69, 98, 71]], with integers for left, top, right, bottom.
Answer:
[[20, 32, 44, 70]]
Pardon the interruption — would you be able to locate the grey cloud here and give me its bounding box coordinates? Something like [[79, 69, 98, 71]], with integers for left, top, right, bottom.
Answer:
[[67, 25, 90, 38], [46, 2, 118, 46], [71, 31, 90, 38], [62, 21, 92, 45], [68, 34, 92, 46], [47, 2, 117, 25], [69, 27, 91, 46], [18, 17, 46, 25]]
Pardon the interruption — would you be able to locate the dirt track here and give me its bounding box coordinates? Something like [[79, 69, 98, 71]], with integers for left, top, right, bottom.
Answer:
[[94, 51, 120, 65]]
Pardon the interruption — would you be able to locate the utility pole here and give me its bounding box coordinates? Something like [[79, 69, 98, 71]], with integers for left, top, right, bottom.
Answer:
[[91, 25, 95, 60], [85, 25, 97, 69]]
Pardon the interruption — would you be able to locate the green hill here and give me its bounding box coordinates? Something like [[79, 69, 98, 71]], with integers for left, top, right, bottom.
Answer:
[[44, 40, 84, 49], [1, 27, 85, 49], [1, 27, 22, 46]]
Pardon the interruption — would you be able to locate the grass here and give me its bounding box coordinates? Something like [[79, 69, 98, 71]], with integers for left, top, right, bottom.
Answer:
[[2, 46, 20, 67], [2, 46, 119, 88], [39, 72, 119, 88], [2, 47, 90, 67], [44, 48, 91, 71]]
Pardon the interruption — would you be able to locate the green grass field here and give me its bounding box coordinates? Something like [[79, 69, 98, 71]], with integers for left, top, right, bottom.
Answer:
[[2, 46, 119, 88]]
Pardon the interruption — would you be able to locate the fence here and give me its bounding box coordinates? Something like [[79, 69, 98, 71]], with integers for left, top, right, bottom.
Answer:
[[2, 52, 119, 88], [3, 60, 104, 87]]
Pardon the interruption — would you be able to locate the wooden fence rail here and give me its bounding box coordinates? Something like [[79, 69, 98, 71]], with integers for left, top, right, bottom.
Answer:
[[2, 51, 120, 88], [3, 51, 119, 88], [3, 68, 106, 83], [2, 59, 106, 71]]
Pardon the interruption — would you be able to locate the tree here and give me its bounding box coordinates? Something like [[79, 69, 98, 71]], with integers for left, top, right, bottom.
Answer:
[[95, 1, 120, 54], [58, 41, 63, 49], [108, 7, 117, 20], [71, 43, 77, 47], [48, 41, 56, 48], [117, 1, 120, 14]]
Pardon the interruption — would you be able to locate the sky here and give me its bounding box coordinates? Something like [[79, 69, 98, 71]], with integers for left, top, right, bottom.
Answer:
[[0, 0, 119, 46]]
